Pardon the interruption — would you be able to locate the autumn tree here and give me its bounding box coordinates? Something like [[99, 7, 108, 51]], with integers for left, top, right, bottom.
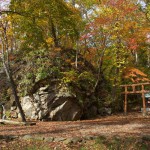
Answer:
[[78, 0, 150, 110], [2, 0, 83, 97], [8, 0, 82, 49], [80, 0, 149, 82], [0, 0, 82, 121], [0, 12, 26, 122], [1, 0, 150, 114]]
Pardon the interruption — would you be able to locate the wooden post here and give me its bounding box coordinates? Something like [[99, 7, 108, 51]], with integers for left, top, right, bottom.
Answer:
[[132, 85, 135, 93], [124, 86, 128, 115], [0, 105, 3, 119], [142, 85, 146, 116], [121, 83, 150, 116]]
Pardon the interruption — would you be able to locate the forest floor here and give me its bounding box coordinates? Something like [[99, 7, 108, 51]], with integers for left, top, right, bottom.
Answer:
[[0, 112, 150, 150]]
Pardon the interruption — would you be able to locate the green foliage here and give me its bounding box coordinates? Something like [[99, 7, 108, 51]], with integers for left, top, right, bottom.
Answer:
[[1, 0, 150, 113], [9, 0, 82, 49], [35, 68, 48, 82], [78, 71, 95, 83], [62, 70, 95, 90], [78, 71, 96, 90], [60, 70, 96, 106], [18, 48, 51, 95], [62, 70, 78, 84]]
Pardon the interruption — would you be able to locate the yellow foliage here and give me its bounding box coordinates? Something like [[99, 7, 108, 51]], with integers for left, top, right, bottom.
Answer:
[[46, 37, 54, 45]]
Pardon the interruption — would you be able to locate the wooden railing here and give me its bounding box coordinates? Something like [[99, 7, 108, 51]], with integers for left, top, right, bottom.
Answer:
[[120, 82, 150, 115]]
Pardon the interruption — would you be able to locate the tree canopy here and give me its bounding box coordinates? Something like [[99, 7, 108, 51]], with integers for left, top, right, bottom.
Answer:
[[0, 0, 150, 118]]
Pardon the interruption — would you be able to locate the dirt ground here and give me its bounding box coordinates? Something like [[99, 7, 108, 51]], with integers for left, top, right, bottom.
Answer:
[[0, 112, 149, 138], [0, 112, 150, 149]]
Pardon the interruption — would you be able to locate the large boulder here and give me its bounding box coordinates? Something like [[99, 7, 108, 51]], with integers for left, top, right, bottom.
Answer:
[[12, 84, 82, 121], [47, 86, 82, 121], [21, 96, 37, 119], [10, 48, 99, 121]]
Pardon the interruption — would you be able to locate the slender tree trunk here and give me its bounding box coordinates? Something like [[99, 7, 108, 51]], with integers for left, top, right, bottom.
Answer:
[[72, 0, 75, 7], [148, 48, 150, 67], [93, 33, 107, 91], [94, 48, 105, 91], [9, 73, 26, 122], [49, 16, 59, 47], [2, 60, 26, 122], [0, 105, 3, 119], [112, 36, 121, 111], [75, 41, 79, 69], [0, 24, 26, 122], [135, 51, 138, 64]]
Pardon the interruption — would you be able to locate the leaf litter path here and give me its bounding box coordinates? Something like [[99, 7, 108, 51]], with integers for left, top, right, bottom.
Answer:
[[0, 113, 150, 139]]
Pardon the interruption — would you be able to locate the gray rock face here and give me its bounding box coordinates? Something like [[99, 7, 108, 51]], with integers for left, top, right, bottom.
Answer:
[[9, 49, 99, 121], [21, 96, 37, 119], [49, 100, 82, 121], [19, 87, 50, 120], [12, 84, 82, 121], [47, 86, 82, 121]]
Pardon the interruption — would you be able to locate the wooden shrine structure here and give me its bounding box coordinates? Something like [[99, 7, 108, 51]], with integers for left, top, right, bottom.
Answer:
[[120, 82, 150, 115]]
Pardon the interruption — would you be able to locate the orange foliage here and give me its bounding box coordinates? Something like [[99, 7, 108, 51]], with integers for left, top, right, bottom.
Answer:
[[122, 67, 150, 83], [83, 47, 98, 66]]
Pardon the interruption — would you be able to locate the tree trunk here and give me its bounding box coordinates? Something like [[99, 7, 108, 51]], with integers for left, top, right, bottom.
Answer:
[[1, 41, 26, 122], [111, 36, 121, 110], [135, 51, 138, 64], [0, 105, 3, 119], [72, 0, 75, 7], [9, 75, 26, 122], [50, 19, 59, 47], [94, 49, 105, 91], [3, 63, 26, 122], [0, 15, 26, 122], [148, 48, 150, 67], [0, 119, 36, 125]]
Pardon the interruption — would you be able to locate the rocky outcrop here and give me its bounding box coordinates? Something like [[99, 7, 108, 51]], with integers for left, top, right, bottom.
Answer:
[[47, 85, 82, 121], [10, 48, 100, 121], [11, 84, 82, 121]]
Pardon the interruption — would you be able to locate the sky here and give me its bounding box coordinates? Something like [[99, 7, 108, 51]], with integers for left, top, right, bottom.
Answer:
[[138, 0, 146, 8], [0, 0, 10, 10]]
